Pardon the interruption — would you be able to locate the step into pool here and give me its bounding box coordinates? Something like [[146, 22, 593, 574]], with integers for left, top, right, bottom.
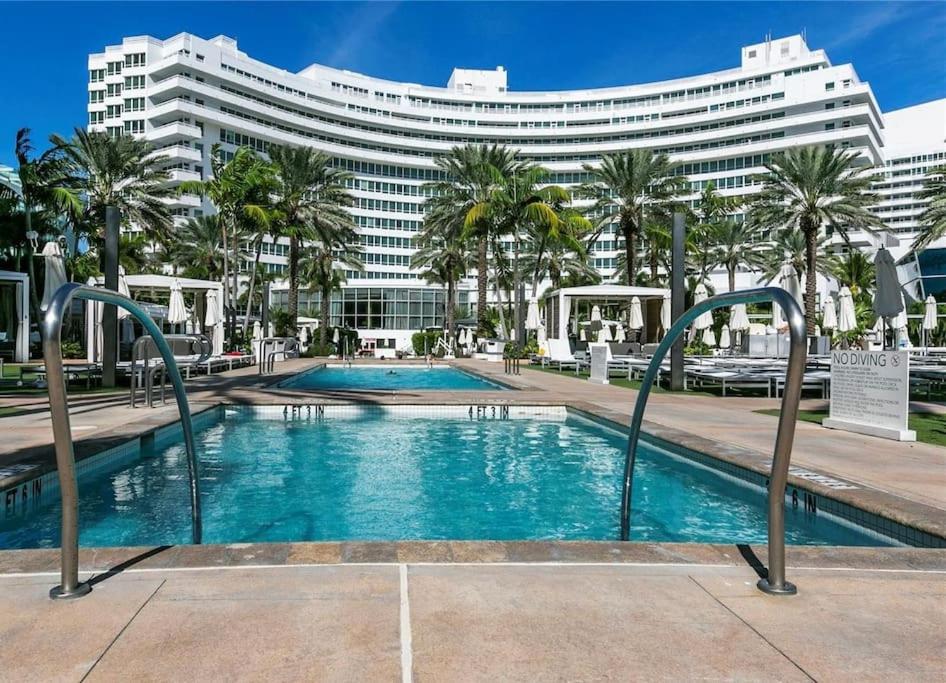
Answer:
[[279, 365, 508, 391], [0, 406, 894, 549]]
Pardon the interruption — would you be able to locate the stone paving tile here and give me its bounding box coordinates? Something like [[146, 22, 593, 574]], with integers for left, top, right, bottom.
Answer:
[[85, 566, 401, 682], [407, 564, 810, 681], [695, 572, 946, 681], [0, 575, 164, 682]]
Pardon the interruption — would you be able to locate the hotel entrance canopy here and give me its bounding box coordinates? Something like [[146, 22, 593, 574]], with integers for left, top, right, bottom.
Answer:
[[544, 284, 669, 340]]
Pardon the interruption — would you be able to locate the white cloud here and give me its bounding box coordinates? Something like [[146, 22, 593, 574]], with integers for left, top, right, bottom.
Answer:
[[327, 2, 401, 67], [825, 2, 920, 50]]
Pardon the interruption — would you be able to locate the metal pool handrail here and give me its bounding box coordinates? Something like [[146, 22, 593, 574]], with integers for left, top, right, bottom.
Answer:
[[130, 334, 212, 408], [620, 286, 805, 596], [43, 283, 202, 600]]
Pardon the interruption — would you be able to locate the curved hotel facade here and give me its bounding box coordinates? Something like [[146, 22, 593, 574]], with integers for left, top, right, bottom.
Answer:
[[88, 33, 945, 346]]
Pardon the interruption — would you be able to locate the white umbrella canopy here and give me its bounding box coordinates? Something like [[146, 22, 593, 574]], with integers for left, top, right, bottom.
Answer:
[[299, 326, 309, 344], [837, 287, 857, 332], [591, 305, 601, 322], [923, 295, 938, 330], [614, 324, 626, 343], [167, 279, 188, 325], [525, 298, 541, 330], [660, 292, 671, 334], [40, 241, 68, 311], [729, 303, 750, 331], [821, 296, 838, 330], [332, 328, 340, 344], [701, 326, 717, 348], [597, 324, 613, 343], [252, 321, 263, 341], [204, 288, 223, 354], [774, 262, 801, 328], [693, 284, 713, 330], [719, 325, 731, 349], [116, 266, 131, 319], [628, 296, 644, 330]]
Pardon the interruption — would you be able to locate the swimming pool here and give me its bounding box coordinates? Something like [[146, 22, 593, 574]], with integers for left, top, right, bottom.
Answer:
[[0, 406, 893, 549], [279, 364, 507, 391]]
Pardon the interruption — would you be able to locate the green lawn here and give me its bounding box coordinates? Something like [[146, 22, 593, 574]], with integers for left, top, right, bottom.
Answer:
[[755, 408, 946, 448], [523, 364, 722, 396], [0, 363, 123, 396]]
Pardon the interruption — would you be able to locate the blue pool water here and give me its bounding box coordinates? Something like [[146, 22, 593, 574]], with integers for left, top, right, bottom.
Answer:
[[0, 409, 889, 549], [280, 365, 506, 391]]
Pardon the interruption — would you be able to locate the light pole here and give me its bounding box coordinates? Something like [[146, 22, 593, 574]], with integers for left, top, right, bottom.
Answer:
[[102, 206, 120, 387], [670, 212, 685, 391]]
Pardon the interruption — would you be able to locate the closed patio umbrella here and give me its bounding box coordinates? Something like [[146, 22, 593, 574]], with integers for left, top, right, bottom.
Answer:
[[579, 328, 586, 341], [774, 263, 801, 328], [628, 296, 644, 330], [597, 324, 613, 343], [252, 320, 263, 341], [837, 287, 857, 332], [729, 303, 750, 331], [536, 324, 546, 343], [614, 324, 626, 343], [701, 326, 717, 347], [299, 325, 309, 344], [40, 241, 68, 311], [591, 305, 601, 322], [693, 284, 713, 330], [872, 247, 903, 319], [719, 324, 731, 349], [922, 295, 938, 331], [167, 279, 188, 331], [116, 266, 131, 320], [821, 295, 838, 331], [660, 292, 671, 335], [525, 298, 541, 330], [332, 327, 340, 344], [268, 321, 275, 337]]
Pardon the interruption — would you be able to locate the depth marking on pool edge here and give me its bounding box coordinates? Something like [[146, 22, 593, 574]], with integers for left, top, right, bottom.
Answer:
[[400, 564, 413, 683]]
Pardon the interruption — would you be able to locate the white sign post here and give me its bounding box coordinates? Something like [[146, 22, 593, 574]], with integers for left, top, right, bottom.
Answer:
[[823, 349, 915, 441], [589, 344, 610, 385]]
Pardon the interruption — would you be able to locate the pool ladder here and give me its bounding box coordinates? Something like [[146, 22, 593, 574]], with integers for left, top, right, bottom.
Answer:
[[42, 283, 202, 600], [622, 287, 805, 596]]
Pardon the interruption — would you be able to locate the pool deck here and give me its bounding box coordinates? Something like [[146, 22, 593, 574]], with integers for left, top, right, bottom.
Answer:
[[1, 358, 945, 680]]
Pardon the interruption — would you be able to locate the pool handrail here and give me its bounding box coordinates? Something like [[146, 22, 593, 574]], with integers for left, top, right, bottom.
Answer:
[[620, 286, 805, 596], [130, 334, 212, 408], [258, 336, 298, 374], [42, 283, 202, 600]]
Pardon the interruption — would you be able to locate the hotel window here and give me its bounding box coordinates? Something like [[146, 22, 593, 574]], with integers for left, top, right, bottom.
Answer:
[[106, 61, 123, 76], [825, 82, 835, 91], [106, 82, 122, 97], [89, 68, 105, 83], [89, 111, 104, 125], [124, 97, 145, 112], [124, 75, 145, 90], [825, 102, 835, 110], [123, 120, 144, 134], [89, 90, 105, 104], [124, 53, 146, 68], [106, 126, 122, 138], [106, 104, 122, 119]]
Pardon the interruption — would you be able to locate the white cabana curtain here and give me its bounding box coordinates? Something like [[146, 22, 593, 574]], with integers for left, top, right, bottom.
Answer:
[[560, 295, 571, 340], [15, 280, 29, 362], [85, 277, 103, 363], [204, 289, 224, 355], [525, 298, 541, 330]]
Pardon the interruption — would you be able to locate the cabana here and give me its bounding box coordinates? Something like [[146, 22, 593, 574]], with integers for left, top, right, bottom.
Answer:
[[86, 274, 225, 361], [0, 270, 30, 362], [544, 284, 670, 343]]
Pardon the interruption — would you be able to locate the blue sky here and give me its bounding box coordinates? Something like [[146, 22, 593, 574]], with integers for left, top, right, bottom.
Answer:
[[1, 1, 943, 166]]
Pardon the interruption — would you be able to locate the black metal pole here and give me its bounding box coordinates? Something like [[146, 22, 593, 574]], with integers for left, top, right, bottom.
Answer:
[[261, 282, 270, 337], [102, 206, 120, 387], [670, 212, 686, 391]]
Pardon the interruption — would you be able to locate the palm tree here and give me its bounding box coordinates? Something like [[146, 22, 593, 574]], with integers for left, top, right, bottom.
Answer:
[[172, 215, 225, 281], [118, 233, 154, 274], [427, 144, 518, 336], [525, 234, 598, 290], [523, 194, 591, 297], [269, 144, 356, 334], [912, 165, 946, 251], [581, 149, 687, 286], [13, 128, 82, 321], [758, 228, 834, 286], [748, 146, 882, 333], [411, 234, 470, 346], [51, 128, 171, 241], [300, 246, 363, 348], [830, 249, 875, 299], [179, 144, 275, 311], [692, 182, 741, 282], [710, 220, 768, 292]]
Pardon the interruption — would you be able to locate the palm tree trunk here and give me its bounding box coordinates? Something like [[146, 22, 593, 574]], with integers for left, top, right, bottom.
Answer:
[[220, 219, 230, 310], [288, 235, 300, 334], [803, 223, 818, 335], [319, 285, 330, 348], [477, 236, 488, 336], [494, 280, 507, 339], [446, 278, 456, 349], [624, 224, 637, 286], [242, 238, 263, 334], [231, 225, 240, 326], [729, 265, 736, 293], [531, 235, 547, 298]]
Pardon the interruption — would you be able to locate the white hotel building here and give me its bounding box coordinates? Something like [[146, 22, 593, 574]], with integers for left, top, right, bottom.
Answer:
[[87, 33, 945, 347]]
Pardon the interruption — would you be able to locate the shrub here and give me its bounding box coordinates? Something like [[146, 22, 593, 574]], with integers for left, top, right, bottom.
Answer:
[[304, 342, 336, 357], [61, 340, 84, 359], [411, 330, 442, 356]]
